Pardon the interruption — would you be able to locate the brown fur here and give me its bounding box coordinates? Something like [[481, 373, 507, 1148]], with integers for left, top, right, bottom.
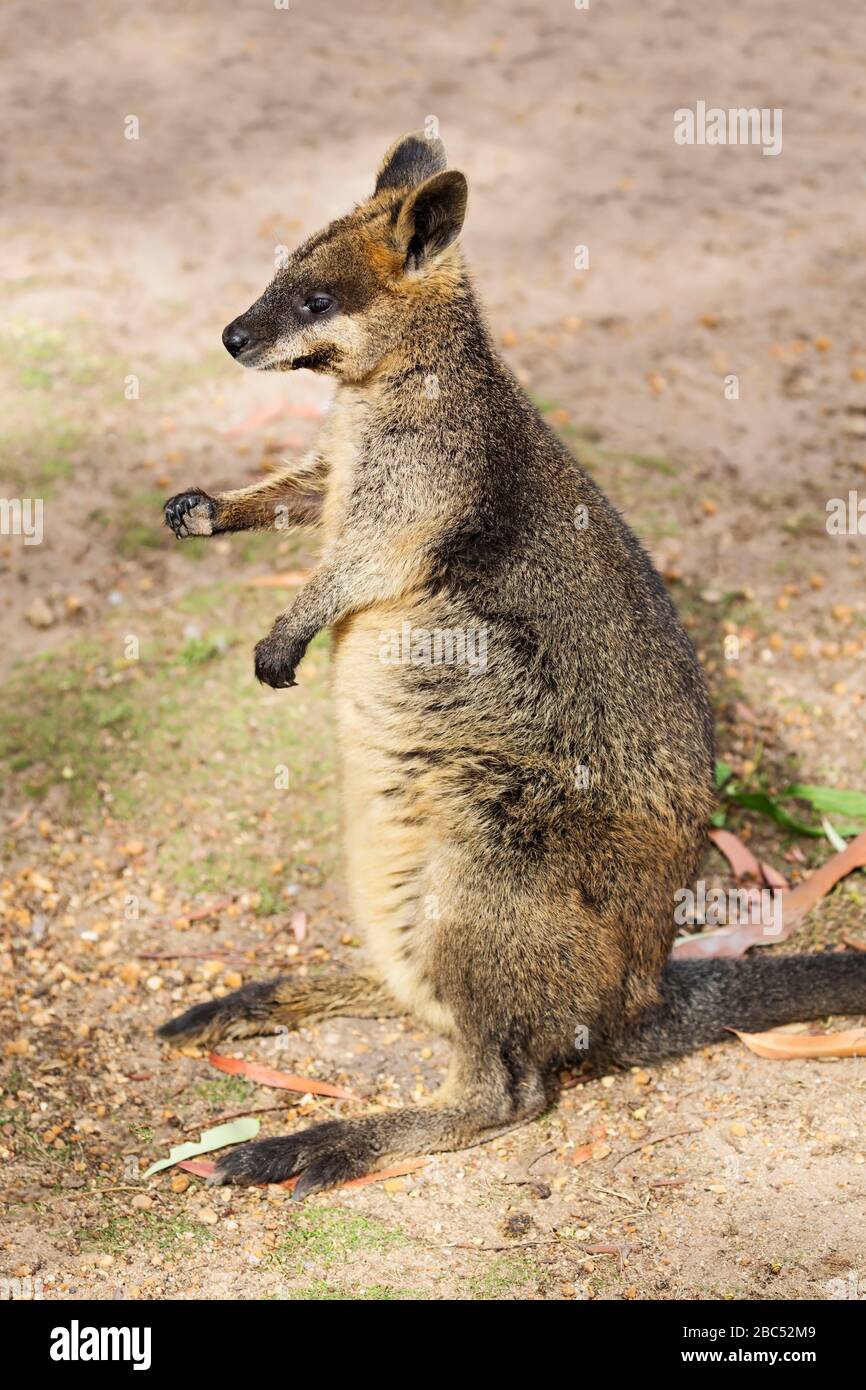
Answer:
[[159, 133, 865, 1195]]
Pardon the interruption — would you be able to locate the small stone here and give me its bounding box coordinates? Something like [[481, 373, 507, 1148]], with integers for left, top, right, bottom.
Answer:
[[131, 1194, 153, 1210], [25, 597, 55, 629]]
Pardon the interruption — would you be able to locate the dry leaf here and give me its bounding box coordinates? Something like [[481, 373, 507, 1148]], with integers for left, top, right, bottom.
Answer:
[[571, 1139, 609, 1165], [732, 1027, 866, 1060], [674, 831, 866, 960], [708, 828, 761, 881], [780, 831, 866, 929], [760, 861, 789, 890], [209, 1051, 359, 1101], [227, 400, 326, 435], [243, 572, 308, 589]]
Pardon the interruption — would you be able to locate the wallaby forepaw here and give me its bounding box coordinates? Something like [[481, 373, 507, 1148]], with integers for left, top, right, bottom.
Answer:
[[253, 630, 304, 689], [207, 1121, 370, 1197], [164, 488, 217, 538]]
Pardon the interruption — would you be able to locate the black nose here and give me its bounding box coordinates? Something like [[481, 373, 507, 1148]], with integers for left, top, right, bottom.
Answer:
[[222, 322, 251, 358]]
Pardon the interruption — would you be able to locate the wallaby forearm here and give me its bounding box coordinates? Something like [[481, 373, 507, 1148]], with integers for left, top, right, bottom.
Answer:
[[215, 456, 329, 532], [253, 533, 432, 687], [164, 456, 328, 538]]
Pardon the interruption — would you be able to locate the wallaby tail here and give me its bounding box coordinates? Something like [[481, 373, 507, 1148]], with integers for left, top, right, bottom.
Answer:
[[615, 952, 866, 1064]]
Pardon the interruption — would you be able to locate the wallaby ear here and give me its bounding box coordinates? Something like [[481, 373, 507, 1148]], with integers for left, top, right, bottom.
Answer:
[[374, 131, 447, 194], [394, 170, 468, 272]]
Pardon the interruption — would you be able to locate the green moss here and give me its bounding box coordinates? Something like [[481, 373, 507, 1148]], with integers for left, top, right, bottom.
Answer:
[[286, 1281, 420, 1300], [113, 488, 174, 556], [194, 1075, 253, 1107], [79, 1212, 213, 1258], [468, 1254, 537, 1299], [0, 604, 338, 882], [270, 1207, 407, 1272]]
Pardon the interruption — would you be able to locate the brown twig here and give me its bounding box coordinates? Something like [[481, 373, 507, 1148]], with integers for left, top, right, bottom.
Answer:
[[611, 1126, 702, 1169], [138, 951, 248, 963], [184, 1103, 292, 1131], [431, 1238, 554, 1253], [591, 1183, 639, 1205]]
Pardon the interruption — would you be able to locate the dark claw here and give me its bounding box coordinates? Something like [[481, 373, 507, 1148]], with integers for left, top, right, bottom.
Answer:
[[164, 488, 215, 538]]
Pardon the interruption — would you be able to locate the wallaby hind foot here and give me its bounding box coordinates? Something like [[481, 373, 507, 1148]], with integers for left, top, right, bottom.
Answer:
[[158, 971, 401, 1047], [206, 1045, 552, 1196]]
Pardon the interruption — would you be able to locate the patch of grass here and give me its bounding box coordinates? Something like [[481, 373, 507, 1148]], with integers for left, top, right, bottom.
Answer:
[[252, 881, 284, 917], [194, 1075, 253, 1107], [633, 508, 683, 541], [2, 1065, 26, 1095], [0, 418, 87, 492], [0, 602, 338, 882], [624, 451, 681, 476], [0, 647, 146, 808], [113, 488, 174, 557], [175, 581, 233, 615], [79, 1211, 213, 1258], [538, 401, 686, 521], [270, 1207, 407, 1273], [282, 1281, 421, 1300], [0, 319, 232, 496], [181, 635, 228, 665], [781, 509, 824, 538], [468, 1254, 537, 1299], [145, 349, 229, 405]]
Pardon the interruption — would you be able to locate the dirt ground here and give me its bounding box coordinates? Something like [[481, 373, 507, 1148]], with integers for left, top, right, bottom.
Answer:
[[2, 0, 865, 1301]]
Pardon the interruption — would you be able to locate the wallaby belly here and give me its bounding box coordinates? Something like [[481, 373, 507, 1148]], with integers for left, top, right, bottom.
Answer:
[[332, 604, 458, 1035]]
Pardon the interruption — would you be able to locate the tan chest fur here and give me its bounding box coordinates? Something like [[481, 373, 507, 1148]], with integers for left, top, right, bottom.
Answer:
[[319, 389, 367, 542], [332, 611, 456, 1036], [315, 390, 456, 1034]]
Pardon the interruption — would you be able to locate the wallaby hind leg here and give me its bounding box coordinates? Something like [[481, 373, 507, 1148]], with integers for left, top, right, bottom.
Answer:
[[207, 1033, 553, 1195], [158, 971, 401, 1047]]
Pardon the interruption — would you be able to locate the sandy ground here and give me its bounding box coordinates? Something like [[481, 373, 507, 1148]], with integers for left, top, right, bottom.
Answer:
[[1, 0, 865, 1301]]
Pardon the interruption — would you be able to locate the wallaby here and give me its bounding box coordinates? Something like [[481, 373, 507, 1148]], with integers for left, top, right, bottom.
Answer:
[[160, 133, 866, 1195]]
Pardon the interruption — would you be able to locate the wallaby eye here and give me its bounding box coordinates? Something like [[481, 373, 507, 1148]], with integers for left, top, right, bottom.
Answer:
[[305, 294, 335, 316]]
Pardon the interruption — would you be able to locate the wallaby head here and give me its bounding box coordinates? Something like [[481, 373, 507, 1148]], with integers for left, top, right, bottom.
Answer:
[[222, 132, 468, 383]]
